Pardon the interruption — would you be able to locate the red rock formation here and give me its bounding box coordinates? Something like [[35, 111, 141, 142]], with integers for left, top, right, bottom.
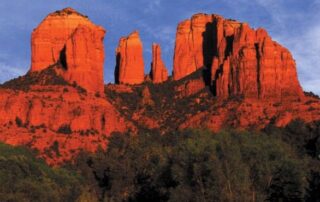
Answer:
[[173, 14, 216, 80], [0, 9, 318, 166], [150, 43, 168, 83], [0, 85, 135, 164], [0, 86, 132, 135], [63, 25, 105, 94], [115, 31, 145, 85], [173, 13, 304, 101], [31, 8, 105, 94]]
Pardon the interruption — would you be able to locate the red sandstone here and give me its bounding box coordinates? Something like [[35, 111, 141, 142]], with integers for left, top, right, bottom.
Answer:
[[31, 8, 105, 94], [150, 43, 168, 83], [115, 31, 145, 85]]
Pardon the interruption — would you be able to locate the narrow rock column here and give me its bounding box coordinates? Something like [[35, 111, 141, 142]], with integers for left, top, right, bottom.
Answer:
[[150, 43, 168, 83], [115, 31, 145, 85]]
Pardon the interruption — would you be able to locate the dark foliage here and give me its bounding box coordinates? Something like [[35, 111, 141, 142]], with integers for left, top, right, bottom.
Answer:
[[304, 91, 320, 100], [15, 117, 23, 127], [104, 68, 218, 132], [73, 127, 319, 202], [57, 124, 72, 134], [2, 121, 320, 201], [0, 143, 85, 202], [0, 65, 69, 91]]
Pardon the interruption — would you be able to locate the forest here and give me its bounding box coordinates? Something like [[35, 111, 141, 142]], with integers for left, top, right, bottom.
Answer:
[[1, 120, 320, 202]]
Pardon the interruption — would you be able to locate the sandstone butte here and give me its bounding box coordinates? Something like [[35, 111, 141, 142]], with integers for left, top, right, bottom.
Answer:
[[0, 9, 319, 165], [150, 43, 168, 83], [115, 31, 145, 85], [173, 13, 304, 101], [31, 7, 105, 94]]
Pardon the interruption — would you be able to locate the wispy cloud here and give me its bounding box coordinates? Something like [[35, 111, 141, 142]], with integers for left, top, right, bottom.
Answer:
[[0, 62, 27, 84], [143, 0, 161, 14]]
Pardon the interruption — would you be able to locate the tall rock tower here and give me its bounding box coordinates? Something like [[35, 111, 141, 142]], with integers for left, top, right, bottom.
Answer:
[[173, 13, 304, 100], [150, 43, 168, 83], [115, 31, 145, 85], [30, 7, 105, 94]]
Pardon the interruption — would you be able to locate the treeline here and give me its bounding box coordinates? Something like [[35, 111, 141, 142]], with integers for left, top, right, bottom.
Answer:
[[0, 120, 320, 202], [73, 120, 320, 202], [0, 143, 84, 201]]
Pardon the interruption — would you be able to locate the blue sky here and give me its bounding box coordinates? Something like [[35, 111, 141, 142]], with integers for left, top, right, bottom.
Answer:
[[0, 0, 319, 94]]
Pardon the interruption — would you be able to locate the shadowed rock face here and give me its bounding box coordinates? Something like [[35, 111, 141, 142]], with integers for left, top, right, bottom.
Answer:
[[115, 31, 145, 85], [173, 13, 304, 101], [31, 7, 105, 94], [150, 43, 168, 83]]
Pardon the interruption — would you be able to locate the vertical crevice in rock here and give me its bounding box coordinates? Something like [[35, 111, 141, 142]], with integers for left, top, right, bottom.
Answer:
[[101, 114, 106, 131], [202, 22, 216, 68], [225, 36, 234, 58], [114, 52, 120, 84], [59, 46, 67, 70], [255, 43, 261, 98]]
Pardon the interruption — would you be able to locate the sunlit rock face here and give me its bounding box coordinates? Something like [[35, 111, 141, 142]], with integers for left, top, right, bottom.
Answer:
[[173, 13, 304, 101], [150, 43, 168, 83], [31, 7, 105, 94], [115, 31, 145, 85]]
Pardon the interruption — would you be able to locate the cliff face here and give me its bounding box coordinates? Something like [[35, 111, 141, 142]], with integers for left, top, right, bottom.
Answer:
[[0, 85, 135, 164], [173, 14, 304, 101], [31, 8, 105, 94], [150, 43, 168, 83], [0, 9, 319, 165], [115, 31, 145, 85], [173, 14, 216, 80]]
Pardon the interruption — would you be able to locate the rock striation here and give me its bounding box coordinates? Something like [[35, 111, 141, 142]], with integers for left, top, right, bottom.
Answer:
[[150, 43, 168, 83], [115, 31, 145, 85], [173, 13, 304, 100], [31, 7, 105, 94]]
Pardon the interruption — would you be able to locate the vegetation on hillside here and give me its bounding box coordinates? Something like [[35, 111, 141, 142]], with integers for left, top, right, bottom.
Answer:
[[0, 143, 94, 202], [72, 120, 320, 202], [1, 120, 320, 202]]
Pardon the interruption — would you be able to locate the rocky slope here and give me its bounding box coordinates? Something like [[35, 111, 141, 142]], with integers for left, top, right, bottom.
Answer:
[[0, 8, 319, 164]]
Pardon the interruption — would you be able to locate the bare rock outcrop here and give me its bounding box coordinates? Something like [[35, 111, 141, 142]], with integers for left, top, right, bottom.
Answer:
[[150, 43, 168, 83], [31, 7, 105, 94], [115, 31, 145, 85]]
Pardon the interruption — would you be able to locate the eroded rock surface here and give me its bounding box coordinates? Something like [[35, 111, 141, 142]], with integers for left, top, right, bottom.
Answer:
[[173, 14, 304, 101], [115, 31, 145, 85], [31, 7, 105, 94], [150, 43, 168, 83]]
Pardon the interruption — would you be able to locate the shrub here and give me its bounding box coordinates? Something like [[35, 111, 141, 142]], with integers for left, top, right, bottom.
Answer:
[[57, 124, 72, 134], [15, 117, 23, 127]]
